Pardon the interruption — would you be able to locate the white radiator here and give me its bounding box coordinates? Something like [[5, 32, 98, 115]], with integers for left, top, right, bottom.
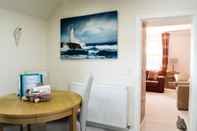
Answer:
[[70, 83, 129, 129]]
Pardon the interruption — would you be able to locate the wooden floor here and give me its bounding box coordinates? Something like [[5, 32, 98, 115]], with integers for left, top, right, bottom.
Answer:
[[141, 89, 188, 131]]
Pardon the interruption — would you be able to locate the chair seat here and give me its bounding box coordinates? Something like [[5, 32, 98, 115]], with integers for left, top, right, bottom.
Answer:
[[47, 118, 80, 131], [28, 119, 80, 131], [0, 124, 21, 131], [47, 119, 70, 131]]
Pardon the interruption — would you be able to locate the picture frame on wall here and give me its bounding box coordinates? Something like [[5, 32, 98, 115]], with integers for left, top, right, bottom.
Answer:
[[60, 11, 118, 60]]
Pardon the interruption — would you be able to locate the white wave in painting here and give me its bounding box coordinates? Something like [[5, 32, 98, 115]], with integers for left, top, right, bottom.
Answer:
[[84, 45, 117, 50]]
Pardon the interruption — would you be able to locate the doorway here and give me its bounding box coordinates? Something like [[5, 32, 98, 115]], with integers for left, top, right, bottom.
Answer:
[[136, 15, 195, 131]]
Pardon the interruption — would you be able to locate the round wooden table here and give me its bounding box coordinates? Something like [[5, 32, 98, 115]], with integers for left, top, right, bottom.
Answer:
[[0, 90, 81, 131]]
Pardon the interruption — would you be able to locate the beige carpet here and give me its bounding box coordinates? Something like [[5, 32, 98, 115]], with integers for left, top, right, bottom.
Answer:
[[141, 89, 188, 131]]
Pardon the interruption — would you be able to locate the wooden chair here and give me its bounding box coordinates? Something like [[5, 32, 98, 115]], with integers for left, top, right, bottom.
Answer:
[[69, 74, 94, 131], [45, 74, 94, 131]]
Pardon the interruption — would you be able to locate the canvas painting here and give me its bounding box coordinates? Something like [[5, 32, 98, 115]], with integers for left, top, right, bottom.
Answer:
[[60, 11, 118, 59]]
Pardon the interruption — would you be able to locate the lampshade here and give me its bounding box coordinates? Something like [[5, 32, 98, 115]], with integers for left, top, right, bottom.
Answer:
[[169, 58, 178, 73], [169, 58, 178, 64]]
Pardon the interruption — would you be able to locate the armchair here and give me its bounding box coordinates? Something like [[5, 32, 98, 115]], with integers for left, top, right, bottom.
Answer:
[[146, 70, 165, 93]]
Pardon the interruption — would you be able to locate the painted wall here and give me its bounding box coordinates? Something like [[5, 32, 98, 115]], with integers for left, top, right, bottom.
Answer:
[[47, 0, 197, 130], [190, 15, 197, 131], [169, 30, 191, 75], [0, 8, 48, 96]]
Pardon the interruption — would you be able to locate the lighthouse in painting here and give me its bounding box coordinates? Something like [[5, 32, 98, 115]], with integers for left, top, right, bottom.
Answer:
[[66, 27, 86, 49]]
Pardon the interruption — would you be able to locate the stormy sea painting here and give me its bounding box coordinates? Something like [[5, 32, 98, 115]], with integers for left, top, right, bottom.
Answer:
[[60, 11, 118, 59]]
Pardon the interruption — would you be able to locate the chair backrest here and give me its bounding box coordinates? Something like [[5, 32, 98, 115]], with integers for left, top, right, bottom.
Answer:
[[69, 75, 94, 131]]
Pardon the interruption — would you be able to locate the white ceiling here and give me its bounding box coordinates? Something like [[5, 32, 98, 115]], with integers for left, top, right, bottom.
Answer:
[[0, 0, 65, 19]]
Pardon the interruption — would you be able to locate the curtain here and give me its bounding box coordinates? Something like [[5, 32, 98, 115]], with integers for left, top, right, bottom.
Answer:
[[161, 32, 170, 75]]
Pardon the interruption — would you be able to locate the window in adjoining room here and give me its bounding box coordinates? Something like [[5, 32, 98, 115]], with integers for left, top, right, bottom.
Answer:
[[145, 24, 191, 71], [146, 28, 162, 70]]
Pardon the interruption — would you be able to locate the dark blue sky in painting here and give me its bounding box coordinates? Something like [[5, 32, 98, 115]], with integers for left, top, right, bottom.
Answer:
[[61, 11, 118, 44]]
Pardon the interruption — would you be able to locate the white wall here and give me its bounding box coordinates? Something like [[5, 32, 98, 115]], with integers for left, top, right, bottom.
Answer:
[[169, 30, 191, 75], [47, 0, 134, 87], [47, 0, 197, 130], [189, 15, 197, 131], [0, 8, 48, 95]]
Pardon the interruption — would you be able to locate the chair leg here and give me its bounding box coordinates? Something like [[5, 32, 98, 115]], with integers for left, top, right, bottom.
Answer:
[[20, 125, 23, 131], [27, 124, 31, 131]]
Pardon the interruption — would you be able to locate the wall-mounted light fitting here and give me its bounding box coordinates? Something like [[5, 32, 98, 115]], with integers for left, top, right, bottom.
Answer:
[[13, 26, 23, 46]]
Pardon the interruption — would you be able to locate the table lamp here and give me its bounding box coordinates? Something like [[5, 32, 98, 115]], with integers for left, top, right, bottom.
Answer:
[[169, 58, 178, 73]]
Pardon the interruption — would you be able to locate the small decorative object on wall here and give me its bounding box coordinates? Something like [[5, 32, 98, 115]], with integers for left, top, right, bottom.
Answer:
[[60, 11, 118, 59], [13, 26, 22, 46]]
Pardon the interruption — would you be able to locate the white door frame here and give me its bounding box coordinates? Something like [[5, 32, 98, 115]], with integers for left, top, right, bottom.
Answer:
[[135, 14, 197, 131]]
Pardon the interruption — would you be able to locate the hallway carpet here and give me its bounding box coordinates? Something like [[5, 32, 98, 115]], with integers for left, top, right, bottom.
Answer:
[[141, 89, 188, 131]]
